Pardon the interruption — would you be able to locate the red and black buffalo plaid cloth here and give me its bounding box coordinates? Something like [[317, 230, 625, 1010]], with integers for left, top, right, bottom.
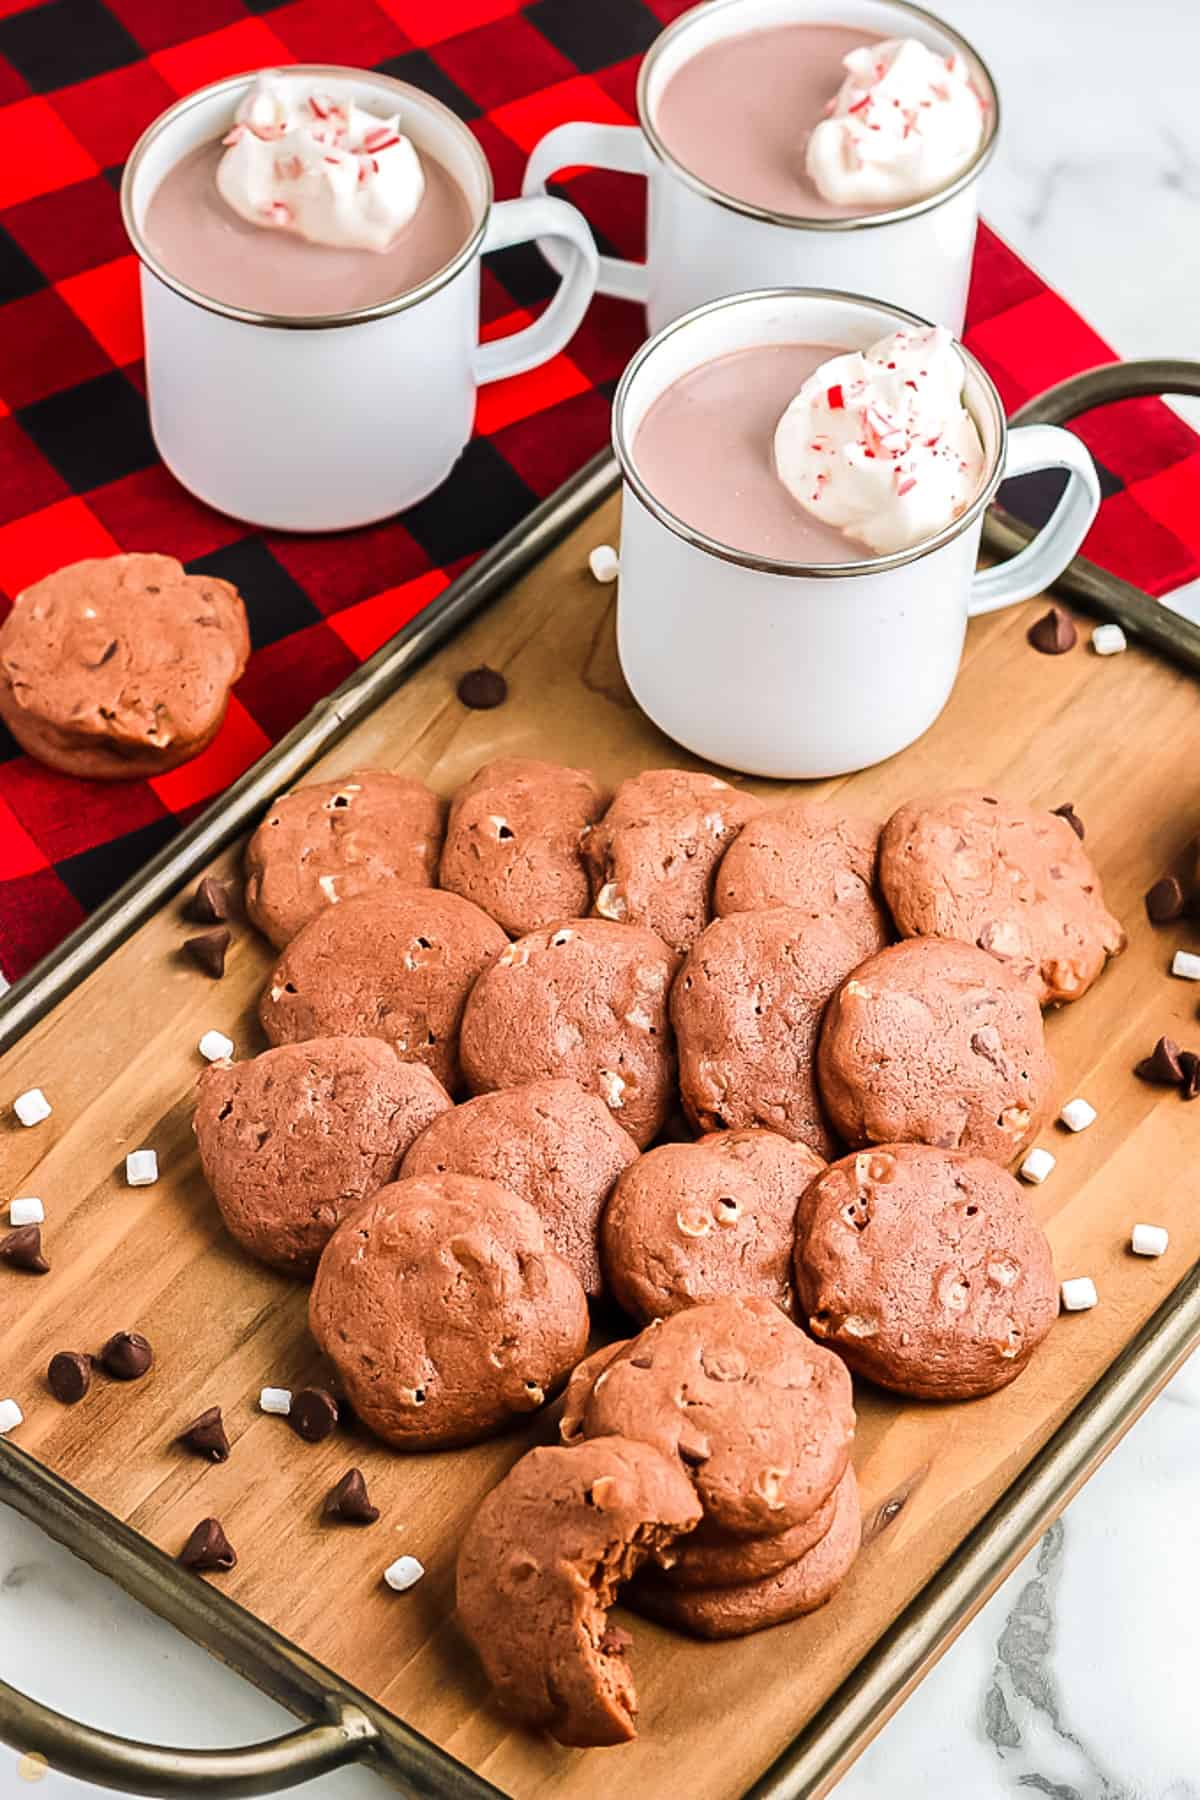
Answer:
[[0, 0, 1198, 985]]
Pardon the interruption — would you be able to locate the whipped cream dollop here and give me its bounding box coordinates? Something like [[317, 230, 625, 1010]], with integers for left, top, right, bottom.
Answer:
[[216, 73, 425, 252], [773, 325, 986, 556], [805, 37, 985, 209]]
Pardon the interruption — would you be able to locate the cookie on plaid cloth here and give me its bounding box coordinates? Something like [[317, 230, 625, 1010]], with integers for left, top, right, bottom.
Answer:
[[0, 555, 249, 780]]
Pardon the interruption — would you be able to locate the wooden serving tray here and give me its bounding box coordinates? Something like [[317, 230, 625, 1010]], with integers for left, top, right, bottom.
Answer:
[[2, 484, 1198, 1800]]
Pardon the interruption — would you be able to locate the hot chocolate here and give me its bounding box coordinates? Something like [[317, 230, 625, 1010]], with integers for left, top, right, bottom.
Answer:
[[653, 22, 985, 220], [143, 76, 474, 318], [634, 344, 853, 562], [632, 329, 984, 564]]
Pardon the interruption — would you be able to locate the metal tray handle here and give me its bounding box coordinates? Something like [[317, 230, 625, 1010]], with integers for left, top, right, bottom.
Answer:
[[982, 356, 1200, 675], [1, 1682, 377, 1797]]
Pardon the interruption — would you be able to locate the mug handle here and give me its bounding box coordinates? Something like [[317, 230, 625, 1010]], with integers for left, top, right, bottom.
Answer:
[[969, 424, 1101, 616], [474, 194, 598, 386], [522, 122, 649, 303]]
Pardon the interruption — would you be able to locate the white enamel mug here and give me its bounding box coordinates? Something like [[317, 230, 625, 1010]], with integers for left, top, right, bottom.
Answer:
[[523, 0, 997, 335], [122, 67, 598, 532], [613, 290, 1101, 779]]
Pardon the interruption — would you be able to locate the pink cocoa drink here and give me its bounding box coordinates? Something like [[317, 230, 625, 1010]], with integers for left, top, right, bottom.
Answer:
[[633, 343, 864, 564], [144, 139, 474, 318], [653, 22, 886, 219]]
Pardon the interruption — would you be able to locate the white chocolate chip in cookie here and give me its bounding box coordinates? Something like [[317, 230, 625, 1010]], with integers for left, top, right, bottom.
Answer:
[[597, 1069, 626, 1109], [594, 881, 628, 921]]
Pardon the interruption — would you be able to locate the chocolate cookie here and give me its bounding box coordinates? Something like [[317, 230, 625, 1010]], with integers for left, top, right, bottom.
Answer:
[[244, 770, 445, 948], [664, 1478, 841, 1590], [714, 799, 890, 964], [259, 888, 506, 1092], [194, 1038, 451, 1275], [0, 554, 249, 779], [568, 1295, 855, 1537], [401, 1078, 637, 1298], [879, 791, 1125, 1004], [672, 907, 863, 1155], [600, 1129, 825, 1324], [584, 768, 763, 955], [817, 938, 1055, 1162], [460, 919, 679, 1149], [439, 757, 606, 937], [456, 1439, 702, 1747], [794, 1145, 1058, 1399], [630, 1464, 861, 1639], [309, 1173, 588, 1448]]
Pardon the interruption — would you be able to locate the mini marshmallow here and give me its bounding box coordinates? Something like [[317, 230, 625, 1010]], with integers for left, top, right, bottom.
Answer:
[[125, 1149, 158, 1187], [1092, 623, 1127, 656], [0, 1398, 24, 1435], [1059, 1097, 1097, 1133], [1060, 1277, 1098, 1312], [9, 1198, 44, 1227], [383, 1555, 425, 1592], [588, 544, 619, 584], [13, 1088, 51, 1128], [1018, 1146, 1056, 1185], [260, 1387, 292, 1416], [1131, 1223, 1169, 1258], [1171, 950, 1200, 981], [198, 1030, 234, 1063]]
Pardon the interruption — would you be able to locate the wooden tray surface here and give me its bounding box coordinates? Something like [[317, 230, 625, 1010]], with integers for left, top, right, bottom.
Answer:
[[2, 489, 1197, 1799]]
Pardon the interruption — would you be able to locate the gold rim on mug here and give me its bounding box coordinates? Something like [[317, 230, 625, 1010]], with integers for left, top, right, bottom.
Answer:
[[611, 284, 1009, 580], [635, 0, 1001, 232], [120, 64, 493, 333]]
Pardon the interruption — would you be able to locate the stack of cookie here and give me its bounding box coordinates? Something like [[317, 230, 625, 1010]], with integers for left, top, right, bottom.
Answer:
[[454, 1295, 857, 1746], [560, 1297, 859, 1640]]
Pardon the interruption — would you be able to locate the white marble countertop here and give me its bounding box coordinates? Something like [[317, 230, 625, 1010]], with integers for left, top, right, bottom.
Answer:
[[4, 0, 1200, 1794]]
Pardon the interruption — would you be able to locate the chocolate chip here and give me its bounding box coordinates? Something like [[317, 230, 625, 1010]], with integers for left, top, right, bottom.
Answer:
[[183, 928, 230, 978], [1135, 1036, 1185, 1086], [1027, 605, 1078, 655], [1181, 1051, 1200, 1101], [178, 1517, 237, 1573], [324, 1468, 379, 1525], [98, 1330, 153, 1380], [187, 878, 233, 924], [1052, 803, 1085, 840], [456, 666, 507, 710], [1144, 876, 1185, 924], [177, 1405, 230, 1462], [290, 1387, 338, 1443], [47, 1351, 91, 1404], [0, 1224, 49, 1274]]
